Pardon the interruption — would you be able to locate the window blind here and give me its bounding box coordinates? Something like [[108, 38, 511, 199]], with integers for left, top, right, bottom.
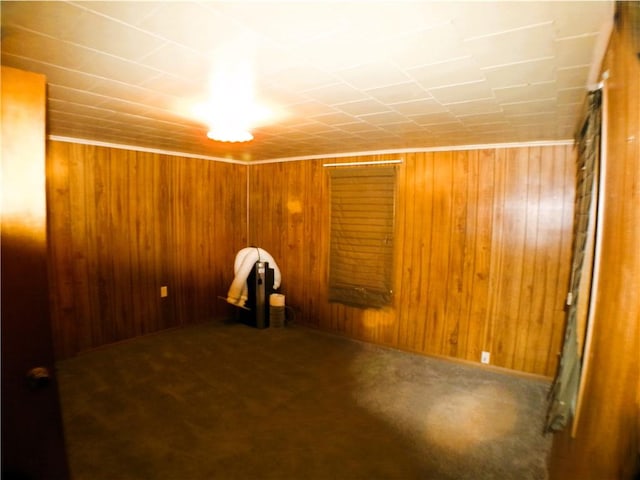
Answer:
[[328, 166, 396, 308]]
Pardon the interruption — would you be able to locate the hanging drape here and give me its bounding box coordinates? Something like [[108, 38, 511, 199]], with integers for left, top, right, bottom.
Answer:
[[545, 89, 602, 432]]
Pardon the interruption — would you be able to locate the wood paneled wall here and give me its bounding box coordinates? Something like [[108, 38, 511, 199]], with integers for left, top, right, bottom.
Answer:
[[549, 2, 640, 478], [249, 145, 575, 377], [47, 141, 247, 359]]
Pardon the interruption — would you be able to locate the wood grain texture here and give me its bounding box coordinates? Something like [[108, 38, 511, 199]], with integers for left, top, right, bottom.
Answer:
[[248, 146, 575, 376], [1, 66, 71, 479], [47, 142, 247, 359], [549, 3, 640, 478]]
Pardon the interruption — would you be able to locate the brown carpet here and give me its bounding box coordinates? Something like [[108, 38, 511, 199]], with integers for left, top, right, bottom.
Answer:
[[56, 321, 552, 479]]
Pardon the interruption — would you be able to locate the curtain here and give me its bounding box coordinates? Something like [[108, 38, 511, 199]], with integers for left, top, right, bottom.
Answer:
[[546, 89, 602, 432]]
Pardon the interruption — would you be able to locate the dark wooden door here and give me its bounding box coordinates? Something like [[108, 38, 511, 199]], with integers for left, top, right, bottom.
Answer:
[[1, 66, 69, 479]]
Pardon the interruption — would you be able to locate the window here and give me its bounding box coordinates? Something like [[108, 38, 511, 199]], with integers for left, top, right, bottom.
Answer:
[[328, 166, 396, 308]]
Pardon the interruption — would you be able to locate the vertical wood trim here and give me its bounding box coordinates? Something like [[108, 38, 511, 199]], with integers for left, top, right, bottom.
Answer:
[[459, 149, 478, 361], [484, 148, 505, 359], [546, 144, 576, 376], [476, 149, 496, 363]]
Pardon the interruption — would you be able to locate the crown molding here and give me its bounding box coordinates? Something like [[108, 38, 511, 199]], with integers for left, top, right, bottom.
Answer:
[[47, 136, 246, 165], [49, 135, 574, 165]]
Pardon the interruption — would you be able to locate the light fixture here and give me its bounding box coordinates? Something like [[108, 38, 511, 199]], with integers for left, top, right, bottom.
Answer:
[[182, 36, 283, 143], [207, 128, 253, 143], [199, 47, 265, 143]]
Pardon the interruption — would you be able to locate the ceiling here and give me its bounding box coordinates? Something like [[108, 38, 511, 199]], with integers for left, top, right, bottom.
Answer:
[[1, 1, 614, 162]]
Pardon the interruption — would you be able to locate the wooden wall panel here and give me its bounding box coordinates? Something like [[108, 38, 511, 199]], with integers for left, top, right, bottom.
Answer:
[[47, 142, 247, 359], [549, 2, 640, 478], [249, 145, 575, 376]]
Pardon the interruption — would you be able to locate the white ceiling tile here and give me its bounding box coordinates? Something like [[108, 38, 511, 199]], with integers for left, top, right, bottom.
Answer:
[[71, 49, 163, 86], [265, 66, 338, 95], [287, 101, 337, 118], [390, 23, 467, 70], [493, 81, 558, 104], [101, 112, 163, 130], [408, 112, 459, 126], [358, 111, 408, 126], [469, 122, 514, 134], [47, 110, 121, 130], [376, 122, 424, 135], [1, 28, 87, 70], [48, 99, 118, 120], [409, 57, 485, 89], [138, 43, 210, 82], [335, 121, 379, 133], [260, 87, 309, 109], [556, 65, 591, 90], [389, 98, 447, 116], [295, 122, 340, 135], [211, 3, 342, 47], [139, 73, 204, 100], [94, 99, 166, 120], [336, 61, 411, 90], [88, 79, 172, 106], [550, 2, 615, 38], [555, 34, 600, 67], [457, 112, 508, 125], [446, 98, 503, 116], [557, 103, 582, 118], [401, 131, 433, 143], [464, 23, 555, 68], [502, 99, 557, 116], [1, 1, 86, 37], [47, 84, 110, 107], [429, 80, 494, 105], [294, 34, 380, 72], [77, 2, 162, 27], [304, 83, 367, 105], [58, 10, 162, 61], [507, 112, 557, 126], [1, 56, 99, 91], [335, 100, 390, 116], [348, 2, 459, 38], [557, 88, 587, 105], [426, 122, 467, 134], [252, 45, 302, 78], [453, 3, 552, 40], [139, 3, 239, 51], [311, 112, 358, 126], [275, 131, 314, 142], [365, 82, 431, 104], [482, 58, 557, 88]]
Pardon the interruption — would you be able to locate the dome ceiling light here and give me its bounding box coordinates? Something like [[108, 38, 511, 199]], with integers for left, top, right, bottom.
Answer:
[[192, 38, 274, 143]]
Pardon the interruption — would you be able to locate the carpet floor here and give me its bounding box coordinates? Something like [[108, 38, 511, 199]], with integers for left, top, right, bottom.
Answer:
[[56, 321, 552, 480]]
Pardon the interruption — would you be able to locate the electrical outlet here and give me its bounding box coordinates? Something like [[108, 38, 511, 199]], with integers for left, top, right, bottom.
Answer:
[[160, 286, 168, 298], [481, 351, 491, 364]]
